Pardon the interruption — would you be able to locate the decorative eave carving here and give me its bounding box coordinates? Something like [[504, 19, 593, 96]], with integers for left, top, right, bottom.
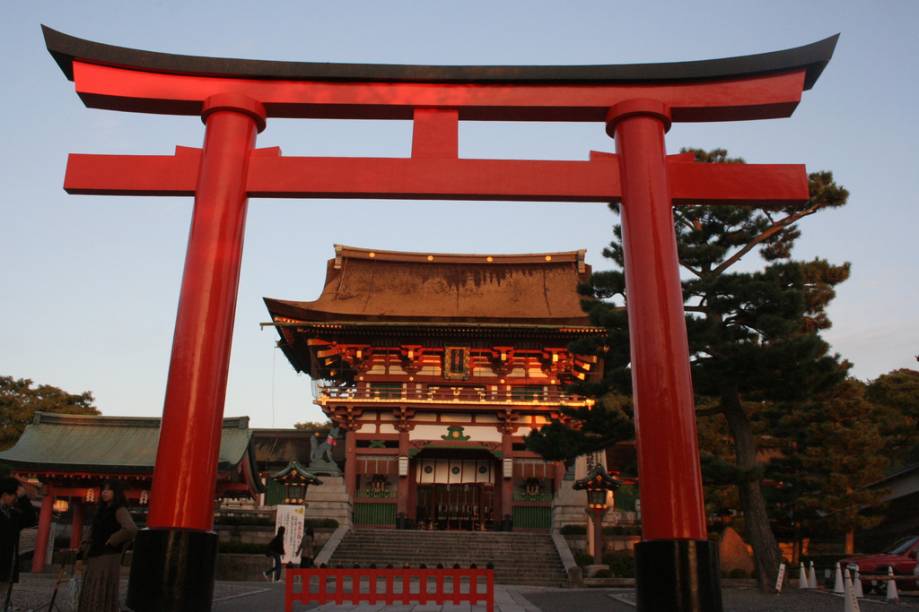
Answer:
[[393, 406, 416, 432], [488, 346, 515, 377], [400, 345, 424, 375], [497, 409, 518, 435]]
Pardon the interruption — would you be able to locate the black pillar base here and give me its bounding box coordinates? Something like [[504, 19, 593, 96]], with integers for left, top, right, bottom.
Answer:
[[635, 540, 723, 612], [126, 528, 218, 612]]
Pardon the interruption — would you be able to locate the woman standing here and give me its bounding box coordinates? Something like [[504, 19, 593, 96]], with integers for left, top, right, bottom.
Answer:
[[295, 527, 314, 568], [78, 480, 137, 612], [263, 526, 285, 582]]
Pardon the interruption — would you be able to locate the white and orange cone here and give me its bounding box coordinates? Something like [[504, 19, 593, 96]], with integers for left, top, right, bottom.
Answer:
[[808, 561, 818, 589], [833, 562, 845, 594], [886, 566, 899, 603], [844, 569, 862, 612]]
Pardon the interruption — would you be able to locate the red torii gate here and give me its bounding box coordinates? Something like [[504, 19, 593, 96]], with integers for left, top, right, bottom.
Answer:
[[43, 26, 836, 612]]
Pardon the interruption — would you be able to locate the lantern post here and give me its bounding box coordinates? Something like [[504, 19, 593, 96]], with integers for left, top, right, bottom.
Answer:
[[574, 463, 621, 568]]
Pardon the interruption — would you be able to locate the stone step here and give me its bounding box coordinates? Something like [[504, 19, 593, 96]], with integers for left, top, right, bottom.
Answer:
[[329, 528, 567, 587]]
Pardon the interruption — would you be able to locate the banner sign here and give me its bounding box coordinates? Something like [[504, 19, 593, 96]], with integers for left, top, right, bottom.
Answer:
[[275, 504, 306, 565]]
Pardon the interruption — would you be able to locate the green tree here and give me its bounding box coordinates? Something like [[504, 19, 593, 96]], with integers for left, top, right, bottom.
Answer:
[[866, 368, 919, 468], [293, 420, 332, 431], [765, 379, 888, 556], [528, 148, 850, 590], [0, 376, 99, 450]]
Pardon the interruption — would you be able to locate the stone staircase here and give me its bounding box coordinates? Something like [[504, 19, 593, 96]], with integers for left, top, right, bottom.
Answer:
[[330, 528, 567, 587]]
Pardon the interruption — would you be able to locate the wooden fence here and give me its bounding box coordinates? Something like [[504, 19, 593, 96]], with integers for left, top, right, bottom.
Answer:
[[285, 567, 494, 612]]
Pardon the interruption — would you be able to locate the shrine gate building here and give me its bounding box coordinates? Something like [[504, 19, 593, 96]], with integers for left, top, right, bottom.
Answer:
[[265, 245, 605, 530]]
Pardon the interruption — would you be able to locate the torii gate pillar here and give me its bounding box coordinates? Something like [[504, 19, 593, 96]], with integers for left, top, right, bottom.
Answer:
[[608, 100, 718, 608], [126, 94, 265, 611]]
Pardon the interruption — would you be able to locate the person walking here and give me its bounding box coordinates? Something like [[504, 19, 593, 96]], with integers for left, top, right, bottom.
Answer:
[[0, 477, 38, 611], [295, 527, 314, 568], [263, 526, 285, 582], [77, 480, 137, 612]]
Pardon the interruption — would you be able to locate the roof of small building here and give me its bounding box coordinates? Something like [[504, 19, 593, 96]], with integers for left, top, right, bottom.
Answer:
[[0, 412, 255, 474], [270, 460, 322, 485], [264, 245, 594, 327]]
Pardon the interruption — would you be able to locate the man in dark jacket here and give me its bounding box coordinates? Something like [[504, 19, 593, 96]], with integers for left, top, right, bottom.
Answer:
[[0, 477, 38, 609]]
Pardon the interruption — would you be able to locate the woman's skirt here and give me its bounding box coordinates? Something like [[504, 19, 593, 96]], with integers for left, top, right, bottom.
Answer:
[[78, 553, 122, 612]]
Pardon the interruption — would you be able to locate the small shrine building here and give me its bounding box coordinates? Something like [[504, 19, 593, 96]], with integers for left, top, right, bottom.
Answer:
[[265, 245, 606, 530], [0, 412, 261, 570]]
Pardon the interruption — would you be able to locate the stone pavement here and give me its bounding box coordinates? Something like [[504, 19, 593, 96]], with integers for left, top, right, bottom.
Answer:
[[3, 575, 918, 611]]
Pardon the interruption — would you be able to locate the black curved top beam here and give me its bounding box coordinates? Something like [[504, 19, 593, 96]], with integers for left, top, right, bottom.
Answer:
[[43, 25, 837, 90]]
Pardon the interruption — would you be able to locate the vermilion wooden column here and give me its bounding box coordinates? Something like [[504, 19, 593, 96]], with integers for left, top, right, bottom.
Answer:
[[607, 99, 720, 612], [69, 501, 84, 548], [344, 428, 357, 498], [396, 428, 410, 526], [32, 493, 54, 572], [127, 94, 265, 612], [500, 431, 513, 530]]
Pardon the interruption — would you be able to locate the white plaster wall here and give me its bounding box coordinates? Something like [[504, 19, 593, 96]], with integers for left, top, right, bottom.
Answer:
[[441, 413, 471, 423], [409, 424, 502, 443]]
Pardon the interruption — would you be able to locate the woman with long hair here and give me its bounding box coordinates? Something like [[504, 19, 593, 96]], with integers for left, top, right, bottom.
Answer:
[[78, 479, 137, 612], [263, 526, 285, 582]]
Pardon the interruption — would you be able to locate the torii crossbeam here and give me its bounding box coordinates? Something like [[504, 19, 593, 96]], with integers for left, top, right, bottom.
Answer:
[[43, 25, 836, 612]]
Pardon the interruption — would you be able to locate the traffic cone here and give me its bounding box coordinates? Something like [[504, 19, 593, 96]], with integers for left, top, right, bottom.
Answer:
[[799, 562, 810, 589], [834, 562, 845, 594], [808, 561, 818, 589], [885, 566, 899, 603], [853, 566, 864, 598], [844, 570, 862, 612]]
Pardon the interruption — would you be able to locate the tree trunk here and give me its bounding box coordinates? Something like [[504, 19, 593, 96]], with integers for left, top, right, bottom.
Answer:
[[722, 391, 782, 592]]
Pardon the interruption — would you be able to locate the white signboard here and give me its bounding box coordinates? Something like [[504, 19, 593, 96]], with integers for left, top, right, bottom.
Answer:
[[275, 504, 306, 565], [775, 562, 786, 593]]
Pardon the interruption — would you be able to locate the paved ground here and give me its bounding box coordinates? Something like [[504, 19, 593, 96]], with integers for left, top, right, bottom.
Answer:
[[528, 587, 919, 612], [3, 575, 917, 611]]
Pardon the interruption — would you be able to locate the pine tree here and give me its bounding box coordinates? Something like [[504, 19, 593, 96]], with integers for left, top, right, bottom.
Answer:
[[866, 368, 919, 468], [527, 148, 850, 590]]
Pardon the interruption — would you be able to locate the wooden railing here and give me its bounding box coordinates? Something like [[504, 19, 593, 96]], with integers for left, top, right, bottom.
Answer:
[[285, 567, 494, 612], [316, 383, 584, 405]]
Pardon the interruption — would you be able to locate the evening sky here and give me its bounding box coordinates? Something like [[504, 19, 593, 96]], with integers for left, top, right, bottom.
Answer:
[[1, 1, 916, 427]]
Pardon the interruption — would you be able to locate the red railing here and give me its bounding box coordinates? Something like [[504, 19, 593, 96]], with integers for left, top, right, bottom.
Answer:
[[285, 568, 494, 612]]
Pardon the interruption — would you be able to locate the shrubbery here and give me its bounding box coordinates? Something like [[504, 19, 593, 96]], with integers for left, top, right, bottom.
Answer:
[[602, 551, 634, 577]]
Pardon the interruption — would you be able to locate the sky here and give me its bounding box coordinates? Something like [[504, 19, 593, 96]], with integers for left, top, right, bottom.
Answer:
[[1, 1, 916, 428]]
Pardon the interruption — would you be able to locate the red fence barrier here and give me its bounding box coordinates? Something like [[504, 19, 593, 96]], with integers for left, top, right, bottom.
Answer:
[[285, 567, 494, 612]]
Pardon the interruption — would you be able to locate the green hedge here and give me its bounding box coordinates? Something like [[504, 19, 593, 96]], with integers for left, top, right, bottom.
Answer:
[[603, 525, 641, 536], [560, 524, 641, 536], [214, 515, 274, 526], [603, 551, 635, 577], [218, 541, 269, 555], [215, 516, 339, 528]]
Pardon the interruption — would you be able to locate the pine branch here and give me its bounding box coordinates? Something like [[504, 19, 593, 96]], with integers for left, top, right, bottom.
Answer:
[[711, 203, 825, 276]]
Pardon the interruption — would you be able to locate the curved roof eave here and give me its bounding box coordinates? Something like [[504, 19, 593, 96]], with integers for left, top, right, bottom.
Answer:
[[43, 25, 838, 90]]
